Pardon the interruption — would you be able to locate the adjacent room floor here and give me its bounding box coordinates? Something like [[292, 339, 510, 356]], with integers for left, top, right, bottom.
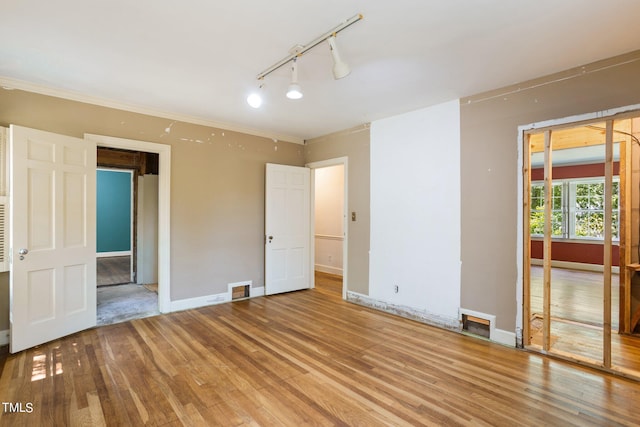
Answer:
[[96, 255, 159, 326], [529, 265, 640, 373]]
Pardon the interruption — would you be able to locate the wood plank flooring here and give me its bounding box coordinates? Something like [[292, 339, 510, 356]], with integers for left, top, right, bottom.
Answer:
[[2, 274, 640, 426], [97, 256, 132, 286], [529, 266, 640, 374]]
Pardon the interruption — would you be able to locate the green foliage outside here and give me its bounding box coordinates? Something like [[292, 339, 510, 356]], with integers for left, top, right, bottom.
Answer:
[[529, 181, 619, 239]]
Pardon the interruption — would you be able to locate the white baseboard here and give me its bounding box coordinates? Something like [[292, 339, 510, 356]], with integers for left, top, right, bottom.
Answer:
[[346, 291, 459, 331], [97, 251, 132, 258], [170, 286, 265, 312], [250, 286, 265, 298], [0, 329, 9, 346], [345, 294, 516, 348], [314, 264, 343, 276], [530, 259, 620, 274], [170, 292, 230, 312], [492, 328, 516, 347]]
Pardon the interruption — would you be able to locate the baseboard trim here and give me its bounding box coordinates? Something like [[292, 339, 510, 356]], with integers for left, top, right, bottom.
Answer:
[[97, 251, 132, 258], [314, 264, 343, 276], [492, 328, 517, 347], [170, 292, 230, 312], [170, 286, 265, 312], [346, 294, 516, 347], [0, 329, 9, 346], [250, 286, 265, 298], [346, 291, 460, 331]]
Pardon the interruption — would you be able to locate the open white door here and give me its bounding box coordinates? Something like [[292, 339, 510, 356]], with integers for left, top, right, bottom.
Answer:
[[9, 125, 97, 353], [265, 163, 310, 295]]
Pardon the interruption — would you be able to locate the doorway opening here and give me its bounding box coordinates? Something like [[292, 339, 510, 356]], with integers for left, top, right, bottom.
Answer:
[[521, 111, 640, 378], [308, 158, 348, 299], [97, 168, 133, 286], [96, 147, 160, 325]]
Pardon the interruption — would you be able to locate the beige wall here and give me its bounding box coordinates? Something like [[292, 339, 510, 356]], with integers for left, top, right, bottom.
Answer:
[[0, 89, 305, 330], [3, 48, 639, 340], [305, 126, 370, 295], [460, 50, 640, 331]]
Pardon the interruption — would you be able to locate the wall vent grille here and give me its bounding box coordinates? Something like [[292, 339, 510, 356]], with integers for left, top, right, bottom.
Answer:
[[462, 314, 490, 339], [231, 284, 250, 301]]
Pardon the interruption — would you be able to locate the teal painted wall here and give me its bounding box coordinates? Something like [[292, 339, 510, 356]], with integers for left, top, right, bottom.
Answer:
[[97, 170, 132, 253]]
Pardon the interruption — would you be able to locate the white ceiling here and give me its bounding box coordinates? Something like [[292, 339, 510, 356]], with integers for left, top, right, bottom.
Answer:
[[2, 1, 640, 143]]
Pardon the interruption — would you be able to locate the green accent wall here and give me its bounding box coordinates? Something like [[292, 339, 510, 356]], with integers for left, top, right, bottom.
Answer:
[[97, 170, 131, 253]]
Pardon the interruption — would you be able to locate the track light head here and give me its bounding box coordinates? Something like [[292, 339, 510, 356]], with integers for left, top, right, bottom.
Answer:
[[286, 59, 303, 99], [327, 35, 350, 80]]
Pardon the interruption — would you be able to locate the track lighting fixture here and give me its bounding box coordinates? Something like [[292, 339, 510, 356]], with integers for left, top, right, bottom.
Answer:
[[248, 14, 363, 108], [327, 36, 350, 80], [286, 59, 303, 100]]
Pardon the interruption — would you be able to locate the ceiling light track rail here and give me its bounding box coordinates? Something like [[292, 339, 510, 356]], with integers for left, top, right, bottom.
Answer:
[[256, 14, 363, 81]]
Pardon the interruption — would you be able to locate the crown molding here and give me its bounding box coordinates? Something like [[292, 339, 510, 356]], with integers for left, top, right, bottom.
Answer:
[[0, 76, 304, 145]]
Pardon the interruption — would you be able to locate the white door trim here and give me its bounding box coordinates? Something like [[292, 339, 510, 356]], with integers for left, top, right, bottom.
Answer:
[[85, 134, 171, 313], [306, 157, 349, 300]]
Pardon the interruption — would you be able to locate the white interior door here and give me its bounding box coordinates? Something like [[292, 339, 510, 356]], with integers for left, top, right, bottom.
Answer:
[[10, 125, 97, 353], [265, 163, 310, 295]]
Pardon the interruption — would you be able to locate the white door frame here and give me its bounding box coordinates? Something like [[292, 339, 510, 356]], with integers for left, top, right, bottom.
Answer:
[[306, 157, 348, 299], [85, 134, 171, 313]]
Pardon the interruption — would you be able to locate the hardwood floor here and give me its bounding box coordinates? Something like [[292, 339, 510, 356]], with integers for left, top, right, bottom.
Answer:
[[2, 274, 640, 426], [529, 266, 640, 374], [529, 266, 620, 327]]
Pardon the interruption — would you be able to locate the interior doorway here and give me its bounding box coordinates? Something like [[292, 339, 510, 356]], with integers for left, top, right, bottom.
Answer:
[[96, 168, 134, 286], [521, 111, 640, 378], [308, 158, 348, 298], [95, 147, 160, 325]]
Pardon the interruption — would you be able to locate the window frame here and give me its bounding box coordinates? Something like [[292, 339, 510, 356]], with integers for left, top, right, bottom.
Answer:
[[530, 176, 619, 242]]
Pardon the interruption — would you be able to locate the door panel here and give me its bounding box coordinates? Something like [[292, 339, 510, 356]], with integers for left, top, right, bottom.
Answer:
[[10, 125, 96, 353], [265, 163, 310, 295]]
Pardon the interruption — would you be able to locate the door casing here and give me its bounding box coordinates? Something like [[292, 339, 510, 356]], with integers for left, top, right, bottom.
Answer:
[[85, 134, 171, 313], [307, 157, 349, 299]]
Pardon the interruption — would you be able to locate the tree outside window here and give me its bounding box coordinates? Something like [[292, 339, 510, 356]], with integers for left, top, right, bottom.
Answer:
[[530, 178, 618, 240], [572, 181, 619, 239], [530, 183, 563, 236]]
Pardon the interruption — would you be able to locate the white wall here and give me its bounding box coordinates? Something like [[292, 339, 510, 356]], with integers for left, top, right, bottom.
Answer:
[[369, 99, 461, 322], [314, 165, 344, 275]]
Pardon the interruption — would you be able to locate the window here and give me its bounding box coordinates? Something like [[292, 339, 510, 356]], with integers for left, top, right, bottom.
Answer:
[[530, 183, 563, 236], [570, 180, 619, 239], [530, 178, 619, 240]]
